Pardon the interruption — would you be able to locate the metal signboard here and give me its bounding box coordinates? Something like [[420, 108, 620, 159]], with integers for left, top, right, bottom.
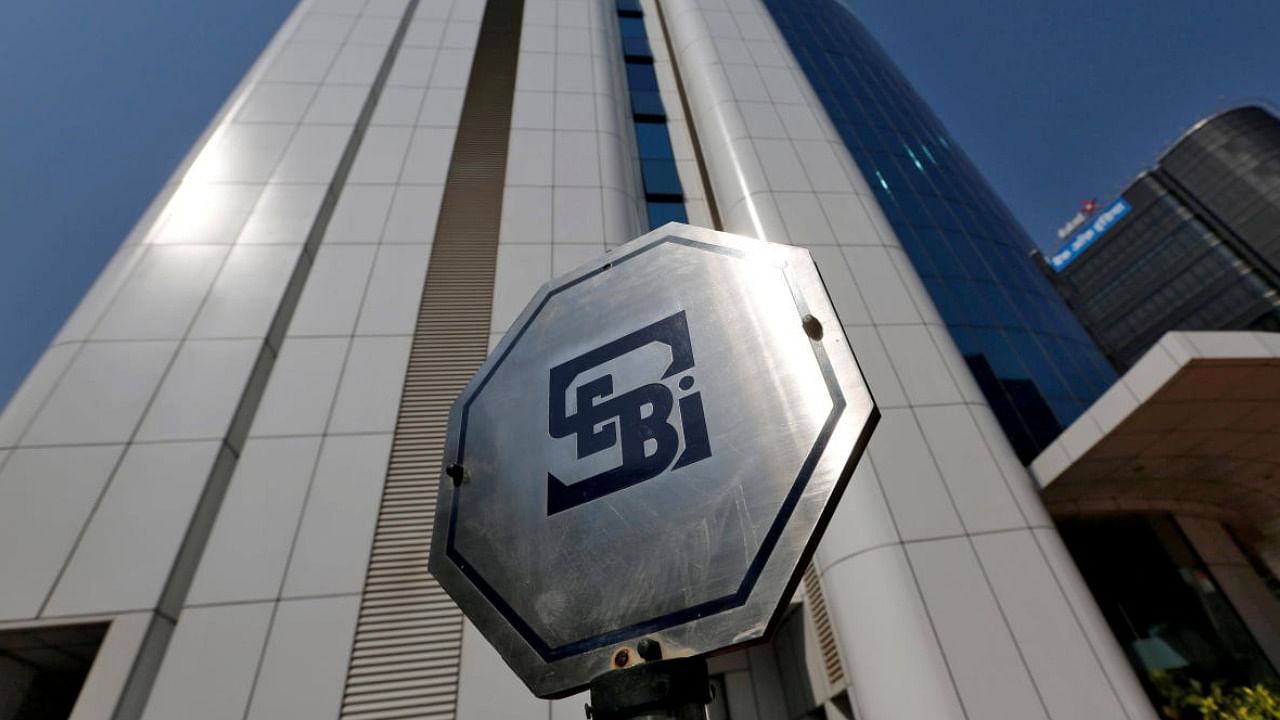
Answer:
[[429, 223, 878, 697], [1049, 197, 1132, 271]]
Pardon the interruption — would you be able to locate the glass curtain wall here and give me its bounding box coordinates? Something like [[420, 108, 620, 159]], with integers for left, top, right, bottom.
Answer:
[[763, 0, 1116, 461], [1159, 106, 1280, 279], [1049, 175, 1280, 370], [616, 0, 689, 228]]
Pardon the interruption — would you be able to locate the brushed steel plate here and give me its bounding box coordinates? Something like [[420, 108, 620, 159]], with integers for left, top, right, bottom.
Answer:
[[429, 223, 878, 697]]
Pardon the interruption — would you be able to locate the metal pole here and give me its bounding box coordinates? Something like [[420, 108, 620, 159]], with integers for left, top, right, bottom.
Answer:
[[585, 653, 711, 720], [625, 708, 707, 720]]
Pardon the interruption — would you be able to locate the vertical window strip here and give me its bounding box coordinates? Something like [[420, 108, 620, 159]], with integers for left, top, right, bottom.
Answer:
[[340, 0, 525, 715], [616, 0, 688, 229]]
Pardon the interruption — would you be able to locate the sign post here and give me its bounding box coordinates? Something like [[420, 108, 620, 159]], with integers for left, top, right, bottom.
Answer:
[[587, 652, 710, 719], [429, 223, 879, 708]]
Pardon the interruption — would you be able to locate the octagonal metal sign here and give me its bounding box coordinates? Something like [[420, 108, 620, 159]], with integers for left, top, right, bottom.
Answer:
[[429, 223, 878, 697]]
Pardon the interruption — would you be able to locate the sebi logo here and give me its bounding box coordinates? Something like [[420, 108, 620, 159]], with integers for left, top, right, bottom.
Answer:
[[546, 310, 712, 515]]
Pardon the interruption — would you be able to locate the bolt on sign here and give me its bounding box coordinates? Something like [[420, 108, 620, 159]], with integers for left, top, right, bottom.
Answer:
[[430, 223, 879, 697]]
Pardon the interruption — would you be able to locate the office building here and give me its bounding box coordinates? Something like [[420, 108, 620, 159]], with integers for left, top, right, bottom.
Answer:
[[1030, 105, 1280, 713], [1043, 106, 1280, 371], [0, 0, 1198, 717], [767, 0, 1116, 463], [1031, 330, 1280, 715]]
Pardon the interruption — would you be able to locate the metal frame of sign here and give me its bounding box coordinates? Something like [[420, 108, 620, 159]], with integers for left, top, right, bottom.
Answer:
[[429, 224, 879, 697]]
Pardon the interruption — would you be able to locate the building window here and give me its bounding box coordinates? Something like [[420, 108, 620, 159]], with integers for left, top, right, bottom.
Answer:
[[615, 0, 687, 229], [646, 201, 688, 228], [1060, 515, 1280, 713], [762, 0, 1119, 460], [0, 623, 108, 719]]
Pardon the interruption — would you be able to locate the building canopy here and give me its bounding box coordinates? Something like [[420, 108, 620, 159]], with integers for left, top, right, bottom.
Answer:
[[1032, 331, 1280, 531]]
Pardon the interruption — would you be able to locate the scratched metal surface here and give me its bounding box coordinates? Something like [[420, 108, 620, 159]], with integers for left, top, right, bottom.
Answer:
[[429, 223, 878, 697]]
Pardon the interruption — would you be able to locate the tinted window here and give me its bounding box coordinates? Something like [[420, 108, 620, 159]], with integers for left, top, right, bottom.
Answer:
[[647, 201, 688, 227], [763, 0, 1117, 461], [616, 4, 688, 229]]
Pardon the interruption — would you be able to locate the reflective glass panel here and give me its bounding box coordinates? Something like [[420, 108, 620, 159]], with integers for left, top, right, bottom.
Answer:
[[619, 16, 647, 37], [764, 0, 1117, 461], [647, 201, 688, 228], [622, 36, 652, 59], [629, 91, 665, 119], [635, 121, 675, 159], [625, 62, 659, 91], [641, 160, 683, 197]]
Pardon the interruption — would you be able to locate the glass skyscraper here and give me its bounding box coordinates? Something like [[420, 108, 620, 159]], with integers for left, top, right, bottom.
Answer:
[[765, 0, 1116, 461]]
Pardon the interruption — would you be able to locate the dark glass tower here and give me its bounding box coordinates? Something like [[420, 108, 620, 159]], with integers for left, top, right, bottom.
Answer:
[[1160, 106, 1280, 277], [1043, 107, 1280, 371], [763, 0, 1116, 462]]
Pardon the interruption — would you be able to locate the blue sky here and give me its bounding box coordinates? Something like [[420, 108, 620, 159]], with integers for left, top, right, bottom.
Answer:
[[2, 0, 1279, 406], [851, 0, 1280, 241], [0, 0, 297, 407]]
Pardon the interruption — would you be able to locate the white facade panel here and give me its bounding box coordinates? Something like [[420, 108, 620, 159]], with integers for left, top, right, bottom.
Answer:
[[44, 441, 223, 617], [288, 244, 378, 336], [355, 243, 433, 334], [327, 337, 412, 433], [877, 325, 964, 406], [149, 183, 264, 246], [243, 596, 361, 720], [52, 246, 149, 345], [402, 127, 459, 183], [500, 186, 555, 243], [280, 433, 391, 598], [187, 437, 323, 606], [1031, 526, 1156, 720], [139, 602, 274, 720], [90, 245, 229, 341], [906, 537, 1050, 720], [237, 184, 329, 245], [0, 445, 124, 620], [238, 82, 320, 123], [490, 244, 552, 332], [866, 408, 965, 541], [0, 343, 80, 448], [810, 461, 897, 573], [974, 405, 1055, 529], [381, 184, 444, 242], [822, 545, 966, 719], [23, 341, 176, 446], [839, 325, 906, 408], [134, 339, 261, 444], [327, 185, 394, 242], [190, 123, 300, 184], [973, 529, 1134, 720], [840, 245, 922, 327], [456, 621, 547, 720], [248, 337, 349, 437], [554, 187, 609, 245], [916, 404, 1028, 534], [367, 85, 424, 124], [348, 125, 414, 182]]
